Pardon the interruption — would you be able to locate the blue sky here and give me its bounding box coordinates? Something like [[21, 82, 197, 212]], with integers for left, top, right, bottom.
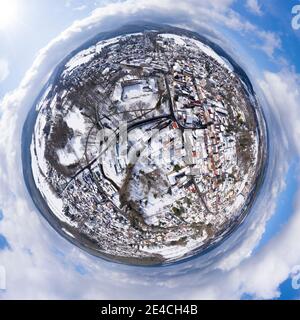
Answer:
[[229, 0, 300, 74], [0, 0, 300, 300]]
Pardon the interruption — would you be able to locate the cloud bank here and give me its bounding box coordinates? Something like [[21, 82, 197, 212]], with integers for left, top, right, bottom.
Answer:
[[0, 0, 299, 299]]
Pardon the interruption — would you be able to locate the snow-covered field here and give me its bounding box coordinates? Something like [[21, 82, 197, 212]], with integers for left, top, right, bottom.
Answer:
[[64, 33, 143, 75], [160, 33, 234, 72]]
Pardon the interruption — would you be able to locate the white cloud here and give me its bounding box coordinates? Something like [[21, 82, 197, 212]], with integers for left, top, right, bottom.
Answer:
[[73, 5, 87, 11], [259, 70, 300, 154], [0, 59, 9, 83], [0, 0, 297, 299], [246, 0, 263, 16], [256, 30, 282, 58]]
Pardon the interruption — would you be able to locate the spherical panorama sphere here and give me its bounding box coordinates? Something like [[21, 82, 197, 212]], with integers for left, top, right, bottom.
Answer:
[[22, 23, 267, 266]]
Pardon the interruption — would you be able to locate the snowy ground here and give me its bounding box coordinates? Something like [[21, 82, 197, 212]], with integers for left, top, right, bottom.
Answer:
[[160, 33, 234, 72]]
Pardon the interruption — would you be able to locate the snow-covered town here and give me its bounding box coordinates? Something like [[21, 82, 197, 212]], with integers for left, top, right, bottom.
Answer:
[[30, 30, 265, 265]]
